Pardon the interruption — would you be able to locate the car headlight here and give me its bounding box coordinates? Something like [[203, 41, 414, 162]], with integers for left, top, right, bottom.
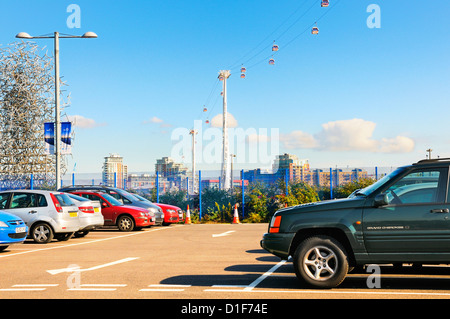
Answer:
[[0, 221, 9, 228]]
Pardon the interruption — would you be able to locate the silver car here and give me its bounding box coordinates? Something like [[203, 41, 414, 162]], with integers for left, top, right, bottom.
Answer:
[[67, 193, 104, 238], [0, 190, 81, 243]]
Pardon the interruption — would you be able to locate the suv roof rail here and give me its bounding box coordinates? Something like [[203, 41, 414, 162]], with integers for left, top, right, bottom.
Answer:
[[414, 158, 450, 164]]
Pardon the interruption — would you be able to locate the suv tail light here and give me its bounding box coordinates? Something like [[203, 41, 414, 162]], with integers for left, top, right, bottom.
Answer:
[[50, 193, 63, 213], [79, 206, 95, 214], [269, 216, 282, 233]]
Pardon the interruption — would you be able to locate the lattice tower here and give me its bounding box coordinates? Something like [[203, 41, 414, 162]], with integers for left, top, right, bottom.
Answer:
[[0, 42, 67, 189]]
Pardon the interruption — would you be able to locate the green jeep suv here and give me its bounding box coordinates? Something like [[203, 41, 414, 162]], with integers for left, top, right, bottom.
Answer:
[[261, 158, 450, 288]]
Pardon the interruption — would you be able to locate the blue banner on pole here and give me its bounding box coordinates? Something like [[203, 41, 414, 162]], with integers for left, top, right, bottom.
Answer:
[[44, 122, 72, 155]]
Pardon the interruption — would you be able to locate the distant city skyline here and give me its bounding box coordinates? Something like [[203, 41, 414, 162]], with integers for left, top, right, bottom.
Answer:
[[1, 1, 448, 176]]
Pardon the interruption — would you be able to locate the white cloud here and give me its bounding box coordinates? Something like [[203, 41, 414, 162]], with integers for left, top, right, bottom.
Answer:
[[379, 136, 415, 153], [315, 118, 379, 151], [280, 118, 414, 154], [67, 115, 106, 129], [280, 130, 318, 149], [210, 113, 238, 128], [143, 116, 164, 124], [142, 116, 173, 130]]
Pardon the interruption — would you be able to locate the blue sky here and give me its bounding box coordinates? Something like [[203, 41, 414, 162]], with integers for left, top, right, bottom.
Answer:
[[1, 0, 449, 176]]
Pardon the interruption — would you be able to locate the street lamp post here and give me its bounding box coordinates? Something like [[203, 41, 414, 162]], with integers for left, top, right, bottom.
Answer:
[[16, 31, 97, 189], [230, 154, 236, 191]]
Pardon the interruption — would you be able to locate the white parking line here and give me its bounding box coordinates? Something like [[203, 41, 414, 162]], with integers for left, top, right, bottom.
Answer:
[[203, 259, 288, 293], [0, 284, 59, 292], [244, 259, 287, 291], [0, 226, 175, 259], [13, 284, 59, 287], [139, 288, 186, 292], [47, 257, 139, 275], [139, 284, 191, 292], [0, 288, 47, 291]]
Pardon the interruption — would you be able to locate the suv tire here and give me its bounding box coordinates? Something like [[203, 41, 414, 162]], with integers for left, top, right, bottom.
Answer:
[[293, 235, 349, 289]]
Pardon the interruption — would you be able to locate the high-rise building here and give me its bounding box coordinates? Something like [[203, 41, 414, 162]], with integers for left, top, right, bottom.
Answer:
[[155, 157, 188, 178], [242, 153, 368, 187], [102, 153, 128, 188], [274, 153, 310, 182]]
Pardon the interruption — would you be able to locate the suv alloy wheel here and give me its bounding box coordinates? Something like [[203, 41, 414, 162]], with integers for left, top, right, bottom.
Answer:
[[293, 235, 349, 288]]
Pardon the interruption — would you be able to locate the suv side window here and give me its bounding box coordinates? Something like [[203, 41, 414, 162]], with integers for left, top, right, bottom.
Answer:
[[10, 193, 36, 208], [384, 168, 447, 204]]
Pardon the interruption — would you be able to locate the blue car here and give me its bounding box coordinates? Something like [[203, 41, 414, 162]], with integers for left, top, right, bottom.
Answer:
[[0, 211, 28, 252]]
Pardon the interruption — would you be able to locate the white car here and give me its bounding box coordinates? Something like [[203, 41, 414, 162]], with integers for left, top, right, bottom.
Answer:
[[0, 190, 81, 243], [67, 193, 104, 238]]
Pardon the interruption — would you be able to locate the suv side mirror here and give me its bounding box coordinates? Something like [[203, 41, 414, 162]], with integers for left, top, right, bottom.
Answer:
[[374, 193, 388, 207]]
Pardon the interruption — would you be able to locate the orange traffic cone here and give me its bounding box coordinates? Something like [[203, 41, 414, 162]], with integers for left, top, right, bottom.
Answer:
[[185, 205, 191, 224], [232, 204, 240, 224]]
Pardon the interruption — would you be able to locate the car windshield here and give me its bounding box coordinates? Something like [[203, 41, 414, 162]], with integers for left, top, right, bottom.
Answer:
[[349, 167, 407, 197], [69, 194, 89, 202], [116, 189, 140, 201], [102, 193, 124, 206], [133, 194, 148, 201]]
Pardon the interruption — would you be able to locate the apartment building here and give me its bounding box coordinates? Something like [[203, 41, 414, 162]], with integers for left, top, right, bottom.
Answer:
[[102, 153, 128, 188]]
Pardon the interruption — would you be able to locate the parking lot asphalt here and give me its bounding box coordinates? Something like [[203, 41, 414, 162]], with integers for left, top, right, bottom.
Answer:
[[2, 223, 450, 305]]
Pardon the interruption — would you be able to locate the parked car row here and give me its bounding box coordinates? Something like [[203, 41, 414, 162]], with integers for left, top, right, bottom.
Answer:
[[0, 185, 184, 250]]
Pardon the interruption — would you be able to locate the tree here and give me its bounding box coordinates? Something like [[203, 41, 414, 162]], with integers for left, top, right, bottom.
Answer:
[[277, 180, 320, 207], [334, 177, 376, 198]]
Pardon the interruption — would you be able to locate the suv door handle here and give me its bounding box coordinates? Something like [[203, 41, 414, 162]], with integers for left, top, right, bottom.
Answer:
[[430, 209, 449, 213], [29, 210, 38, 214]]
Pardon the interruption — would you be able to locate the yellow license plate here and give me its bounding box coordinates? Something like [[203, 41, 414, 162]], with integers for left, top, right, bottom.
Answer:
[[69, 212, 78, 217], [94, 207, 100, 213]]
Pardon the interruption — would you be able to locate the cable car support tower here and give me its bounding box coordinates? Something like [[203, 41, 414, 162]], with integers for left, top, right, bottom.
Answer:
[[218, 70, 231, 190]]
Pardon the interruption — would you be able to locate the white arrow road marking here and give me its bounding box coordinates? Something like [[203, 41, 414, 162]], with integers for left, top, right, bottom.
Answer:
[[212, 230, 235, 238], [47, 257, 139, 275], [68, 284, 127, 291]]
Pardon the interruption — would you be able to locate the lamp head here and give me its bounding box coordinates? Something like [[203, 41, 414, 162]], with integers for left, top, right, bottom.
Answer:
[[82, 32, 98, 38], [16, 32, 32, 39]]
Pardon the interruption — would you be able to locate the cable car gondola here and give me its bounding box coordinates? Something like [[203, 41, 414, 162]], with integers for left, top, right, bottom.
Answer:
[[203, 107, 207, 112], [311, 23, 319, 35], [268, 57, 275, 65], [272, 41, 279, 52], [240, 65, 246, 73], [240, 73, 246, 79], [321, 0, 329, 7]]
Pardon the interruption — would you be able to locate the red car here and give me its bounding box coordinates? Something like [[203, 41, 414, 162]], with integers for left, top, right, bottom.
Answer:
[[71, 191, 155, 231], [155, 203, 183, 225]]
